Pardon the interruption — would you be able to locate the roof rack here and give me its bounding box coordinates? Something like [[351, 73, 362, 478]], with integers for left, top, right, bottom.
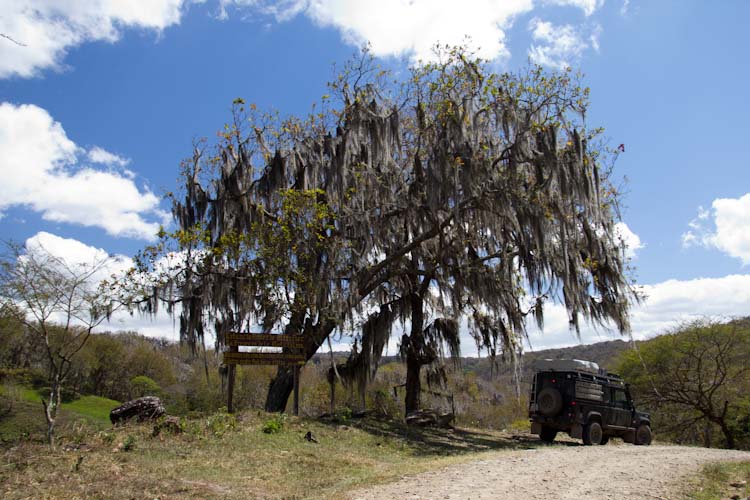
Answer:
[[532, 358, 606, 376]]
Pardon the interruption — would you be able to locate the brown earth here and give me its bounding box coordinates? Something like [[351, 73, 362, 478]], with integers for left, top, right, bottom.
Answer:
[[349, 444, 750, 500]]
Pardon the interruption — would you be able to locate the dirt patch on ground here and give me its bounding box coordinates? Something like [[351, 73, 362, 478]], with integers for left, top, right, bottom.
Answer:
[[348, 444, 750, 500]]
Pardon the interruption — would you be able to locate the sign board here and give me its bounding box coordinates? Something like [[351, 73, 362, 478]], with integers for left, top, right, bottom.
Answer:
[[223, 332, 304, 415], [222, 351, 305, 366], [225, 333, 305, 348]]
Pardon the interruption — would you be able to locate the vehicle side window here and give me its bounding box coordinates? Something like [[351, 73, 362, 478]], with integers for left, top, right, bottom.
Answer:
[[612, 389, 629, 408]]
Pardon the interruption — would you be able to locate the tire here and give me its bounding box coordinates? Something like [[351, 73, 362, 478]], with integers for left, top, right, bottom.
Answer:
[[537, 388, 563, 417], [634, 424, 652, 446], [600, 434, 610, 445], [582, 421, 603, 445], [540, 426, 558, 443]]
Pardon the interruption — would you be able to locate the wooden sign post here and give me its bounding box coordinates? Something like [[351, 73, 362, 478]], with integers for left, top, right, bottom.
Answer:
[[222, 333, 305, 415]]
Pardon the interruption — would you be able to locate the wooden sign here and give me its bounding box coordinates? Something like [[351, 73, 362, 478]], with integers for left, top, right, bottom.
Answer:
[[223, 332, 305, 416], [225, 333, 305, 348], [222, 351, 305, 366]]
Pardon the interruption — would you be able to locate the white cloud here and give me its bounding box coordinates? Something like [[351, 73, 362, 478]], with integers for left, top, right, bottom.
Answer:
[[87, 146, 130, 168], [682, 194, 750, 265], [527, 18, 595, 69], [301, 0, 533, 62], [0, 0, 191, 78], [614, 221, 644, 259], [525, 274, 750, 350], [0, 102, 167, 240], [25, 231, 132, 283]]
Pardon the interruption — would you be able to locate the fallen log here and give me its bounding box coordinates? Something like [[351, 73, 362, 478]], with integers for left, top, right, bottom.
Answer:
[[110, 396, 165, 425]]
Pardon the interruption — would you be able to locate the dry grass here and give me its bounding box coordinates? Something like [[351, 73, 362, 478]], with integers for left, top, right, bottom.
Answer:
[[682, 461, 750, 500], [0, 410, 540, 500]]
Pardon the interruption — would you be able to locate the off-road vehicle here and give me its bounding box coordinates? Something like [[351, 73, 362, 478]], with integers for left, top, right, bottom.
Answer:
[[529, 359, 652, 445]]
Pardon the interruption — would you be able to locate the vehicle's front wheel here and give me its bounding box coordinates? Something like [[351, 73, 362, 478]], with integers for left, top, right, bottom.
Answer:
[[600, 434, 610, 445], [582, 422, 603, 445], [540, 426, 557, 443], [634, 424, 652, 446]]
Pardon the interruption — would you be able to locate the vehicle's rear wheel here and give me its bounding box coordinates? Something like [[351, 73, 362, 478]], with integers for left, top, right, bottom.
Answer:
[[540, 426, 557, 443], [537, 388, 563, 416], [634, 424, 652, 446], [582, 422, 603, 445], [600, 434, 610, 445]]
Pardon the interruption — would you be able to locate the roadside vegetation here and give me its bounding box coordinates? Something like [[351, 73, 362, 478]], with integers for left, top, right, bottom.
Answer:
[[619, 318, 750, 450], [0, 409, 537, 500], [682, 461, 750, 500]]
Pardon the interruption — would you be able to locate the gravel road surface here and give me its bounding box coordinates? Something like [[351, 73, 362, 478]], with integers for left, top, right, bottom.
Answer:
[[350, 445, 750, 500]]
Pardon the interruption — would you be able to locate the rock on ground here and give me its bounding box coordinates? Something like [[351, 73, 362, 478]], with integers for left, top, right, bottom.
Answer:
[[110, 396, 165, 425]]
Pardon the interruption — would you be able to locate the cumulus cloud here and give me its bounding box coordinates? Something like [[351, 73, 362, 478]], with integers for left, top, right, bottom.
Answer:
[[614, 221, 644, 259], [527, 18, 599, 69], [0, 0, 191, 78], [25, 231, 132, 283], [0, 102, 168, 240], [682, 194, 750, 265]]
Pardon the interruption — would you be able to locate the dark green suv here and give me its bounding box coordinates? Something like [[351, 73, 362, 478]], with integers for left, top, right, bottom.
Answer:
[[529, 359, 652, 445]]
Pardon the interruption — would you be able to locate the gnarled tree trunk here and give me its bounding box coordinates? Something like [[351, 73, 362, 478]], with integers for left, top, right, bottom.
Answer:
[[404, 293, 426, 416]]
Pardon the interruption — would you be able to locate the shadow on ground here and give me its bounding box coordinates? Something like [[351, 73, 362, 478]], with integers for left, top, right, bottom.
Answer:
[[319, 415, 581, 456]]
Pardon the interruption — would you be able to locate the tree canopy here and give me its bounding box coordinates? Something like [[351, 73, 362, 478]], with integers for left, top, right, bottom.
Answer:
[[127, 46, 638, 412]]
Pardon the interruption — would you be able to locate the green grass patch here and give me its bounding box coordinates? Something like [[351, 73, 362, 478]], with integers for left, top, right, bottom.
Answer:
[[62, 395, 120, 422], [683, 461, 750, 500], [12, 386, 118, 423]]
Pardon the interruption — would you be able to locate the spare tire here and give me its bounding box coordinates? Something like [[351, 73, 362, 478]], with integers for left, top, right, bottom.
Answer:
[[537, 388, 563, 416]]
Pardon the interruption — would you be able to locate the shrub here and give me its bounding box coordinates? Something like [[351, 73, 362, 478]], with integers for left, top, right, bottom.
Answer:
[[130, 375, 161, 398], [262, 415, 285, 434], [121, 434, 136, 452]]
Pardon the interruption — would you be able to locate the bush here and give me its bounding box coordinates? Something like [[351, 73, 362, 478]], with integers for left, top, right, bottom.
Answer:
[[206, 411, 236, 437], [121, 434, 136, 452], [262, 415, 285, 434], [130, 375, 161, 398]]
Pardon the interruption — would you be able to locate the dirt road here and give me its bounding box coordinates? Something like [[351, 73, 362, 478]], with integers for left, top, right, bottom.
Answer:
[[349, 445, 750, 500]]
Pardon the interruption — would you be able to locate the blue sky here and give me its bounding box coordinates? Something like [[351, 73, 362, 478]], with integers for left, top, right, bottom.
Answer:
[[2, 0, 749, 350]]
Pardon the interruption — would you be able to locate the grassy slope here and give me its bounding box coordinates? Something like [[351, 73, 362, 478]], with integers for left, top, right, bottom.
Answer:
[[682, 461, 750, 500], [0, 387, 118, 444], [0, 412, 541, 500]]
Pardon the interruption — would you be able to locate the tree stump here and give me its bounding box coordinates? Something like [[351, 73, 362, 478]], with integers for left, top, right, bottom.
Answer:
[[110, 396, 165, 425]]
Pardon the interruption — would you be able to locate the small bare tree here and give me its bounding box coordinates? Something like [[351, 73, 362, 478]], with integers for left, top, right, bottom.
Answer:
[[0, 241, 115, 446]]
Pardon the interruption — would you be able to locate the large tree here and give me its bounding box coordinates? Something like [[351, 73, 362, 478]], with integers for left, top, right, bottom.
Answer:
[[129, 47, 637, 413]]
